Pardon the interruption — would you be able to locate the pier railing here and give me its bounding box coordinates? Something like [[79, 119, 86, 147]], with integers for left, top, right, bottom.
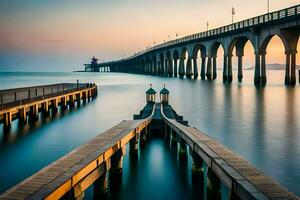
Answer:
[[0, 83, 95, 111]]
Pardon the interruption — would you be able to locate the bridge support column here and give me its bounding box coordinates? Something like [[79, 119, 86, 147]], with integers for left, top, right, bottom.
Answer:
[[227, 54, 233, 83], [168, 59, 173, 77], [207, 168, 221, 200], [193, 57, 198, 79], [261, 51, 267, 86], [130, 132, 139, 157], [186, 57, 192, 79], [179, 58, 185, 78], [170, 130, 177, 147], [192, 152, 203, 177], [290, 50, 297, 86], [174, 59, 178, 77], [212, 56, 217, 80], [61, 97, 67, 110], [76, 94, 81, 107], [200, 57, 206, 80], [179, 138, 187, 161], [254, 52, 261, 86], [285, 51, 291, 85], [206, 56, 212, 80], [223, 54, 228, 83], [69, 95, 75, 108], [237, 55, 243, 82]]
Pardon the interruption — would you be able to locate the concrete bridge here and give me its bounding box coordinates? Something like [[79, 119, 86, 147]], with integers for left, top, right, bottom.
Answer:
[[88, 5, 300, 86], [1, 89, 298, 200]]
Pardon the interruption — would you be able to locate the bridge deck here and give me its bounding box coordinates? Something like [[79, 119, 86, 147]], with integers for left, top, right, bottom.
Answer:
[[162, 107, 298, 200], [0, 119, 151, 200]]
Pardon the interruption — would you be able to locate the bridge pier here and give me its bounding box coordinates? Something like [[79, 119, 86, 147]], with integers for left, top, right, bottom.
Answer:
[[200, 57, 206, 80], [237, 55, 243, 82], [206, 56, 212, 80], [207, 168, 221, 200], [227, 54, 233, 83], [186, 57, 193, 79], [212, 56, 217, 80], [261, 51, 267, 86], [168, 59, 173, 77], [179, 57, 185, 78], [193, 57, 199, 79], [174, 59, 178, 77], [254, 52, 261, 86], [223, 54, 228, 83]]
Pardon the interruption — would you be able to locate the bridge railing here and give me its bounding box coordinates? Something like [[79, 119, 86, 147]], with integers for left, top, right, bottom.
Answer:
[[124, 4, 300, 60], [0, 83, 96, 110]]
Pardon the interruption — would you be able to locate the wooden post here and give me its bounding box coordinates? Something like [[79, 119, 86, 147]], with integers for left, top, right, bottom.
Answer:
[[35, 88, 37, 96], [179, 138, 187, 161], [28, 89, 31, 99], [93, 160, 111, 199], [43, 101, 49, 115], [130, 132, 139, 158], [19, 107, 27, 124], [14, 92, 17, 102], [207, 168, 221, 200], [4, 111, 12, 128]]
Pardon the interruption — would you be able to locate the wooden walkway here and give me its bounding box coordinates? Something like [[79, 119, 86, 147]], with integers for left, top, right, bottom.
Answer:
[[161, 105, 298, 200], [0, 119, 152, 200], [0, 83, 97, 127]]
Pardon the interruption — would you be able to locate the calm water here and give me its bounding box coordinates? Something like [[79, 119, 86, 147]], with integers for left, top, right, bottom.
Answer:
[[0, 71, 299, 197]]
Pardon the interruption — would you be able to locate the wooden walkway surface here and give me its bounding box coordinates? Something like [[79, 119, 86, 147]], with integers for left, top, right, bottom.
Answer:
[[0, 118, 151, 200], [161, 106, 299, 200]]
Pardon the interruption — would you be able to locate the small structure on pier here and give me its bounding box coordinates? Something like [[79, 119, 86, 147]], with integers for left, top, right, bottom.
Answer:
[[160, 84, 169, 105], [145, 84, 156, 103]]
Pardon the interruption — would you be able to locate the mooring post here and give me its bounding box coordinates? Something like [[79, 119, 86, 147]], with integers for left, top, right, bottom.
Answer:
[[207, 168, 221, 200], [4, 111, 12, 129]]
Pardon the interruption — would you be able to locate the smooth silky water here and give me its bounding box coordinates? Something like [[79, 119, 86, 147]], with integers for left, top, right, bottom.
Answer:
[[0, 71, 299, 198]]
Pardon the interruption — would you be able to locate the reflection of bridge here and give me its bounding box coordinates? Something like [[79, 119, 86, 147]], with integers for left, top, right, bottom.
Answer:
[[87, 5, 300, 86]]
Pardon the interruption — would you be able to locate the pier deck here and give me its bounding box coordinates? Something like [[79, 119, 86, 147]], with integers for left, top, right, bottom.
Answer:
[[0, 83, 97, 127], [161, 104, 298, 200]]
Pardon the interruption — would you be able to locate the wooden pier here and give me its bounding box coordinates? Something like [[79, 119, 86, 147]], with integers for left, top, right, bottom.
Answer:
[[0, 83, 97, 128], [0, 96, 298, 199]]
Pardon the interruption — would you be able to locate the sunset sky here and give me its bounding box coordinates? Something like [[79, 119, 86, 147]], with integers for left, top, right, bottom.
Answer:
[[0, 0, 299, 71]]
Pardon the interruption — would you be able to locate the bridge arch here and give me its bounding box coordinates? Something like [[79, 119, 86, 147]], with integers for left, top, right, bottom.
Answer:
[[259, 34, 291, 85], [207, 41, 226, 80], [227, 36, 255, 82], [192, 44, 207, 79]]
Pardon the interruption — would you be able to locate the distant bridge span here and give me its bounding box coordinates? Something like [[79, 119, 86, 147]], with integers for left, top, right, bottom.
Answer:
[[86, 5, 300, 86]]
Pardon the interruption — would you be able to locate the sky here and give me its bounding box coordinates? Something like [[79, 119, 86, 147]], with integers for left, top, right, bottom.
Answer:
[[0, 0, 299, 72]]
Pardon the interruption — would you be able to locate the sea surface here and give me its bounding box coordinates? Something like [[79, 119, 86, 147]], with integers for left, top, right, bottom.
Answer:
[[0, 71, 299, 198]]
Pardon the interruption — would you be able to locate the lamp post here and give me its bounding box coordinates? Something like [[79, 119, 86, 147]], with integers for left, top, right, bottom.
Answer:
[[207, 21, 209, 31], [232, 7, 235, 24]]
